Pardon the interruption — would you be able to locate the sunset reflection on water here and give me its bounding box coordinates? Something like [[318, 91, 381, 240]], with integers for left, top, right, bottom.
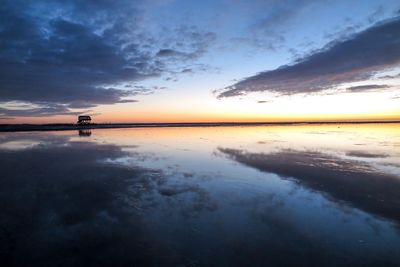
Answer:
[[1, 123, 400, 266]]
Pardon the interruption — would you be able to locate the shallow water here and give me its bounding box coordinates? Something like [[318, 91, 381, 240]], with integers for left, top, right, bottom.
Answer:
[[1, 124, 400, 266]]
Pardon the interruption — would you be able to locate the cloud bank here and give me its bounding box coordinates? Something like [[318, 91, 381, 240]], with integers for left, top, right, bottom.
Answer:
[[0, 0, 215, 116], [218, 17, 400, 98]]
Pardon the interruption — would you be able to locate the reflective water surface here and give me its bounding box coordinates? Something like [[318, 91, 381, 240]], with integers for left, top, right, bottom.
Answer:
[[1, 124, 400, 266]]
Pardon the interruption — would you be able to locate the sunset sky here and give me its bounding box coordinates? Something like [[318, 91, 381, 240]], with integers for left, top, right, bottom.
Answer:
[[1, 0, 400, 123]]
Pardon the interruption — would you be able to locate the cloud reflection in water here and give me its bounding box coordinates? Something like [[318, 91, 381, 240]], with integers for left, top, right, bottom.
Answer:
[[0, 137, 215, 266], [218, 148, 400, 224]]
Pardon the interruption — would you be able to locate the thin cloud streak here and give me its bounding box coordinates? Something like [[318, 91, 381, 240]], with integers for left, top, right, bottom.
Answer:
[[345, 84, 390, 92]]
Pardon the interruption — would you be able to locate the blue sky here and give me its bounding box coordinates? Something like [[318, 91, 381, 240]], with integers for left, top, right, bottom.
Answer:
[[1, 0, 400, 122]]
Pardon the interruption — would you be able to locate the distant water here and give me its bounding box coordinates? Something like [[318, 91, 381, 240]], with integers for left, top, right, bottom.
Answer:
[[1, 124, 400, 266]]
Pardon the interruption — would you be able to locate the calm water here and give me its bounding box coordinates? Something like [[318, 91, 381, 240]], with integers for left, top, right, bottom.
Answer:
[[1, 124, 400, 266]]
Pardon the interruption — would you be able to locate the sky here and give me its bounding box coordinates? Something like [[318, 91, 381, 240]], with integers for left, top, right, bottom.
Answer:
[[1, 0, 400, 123]]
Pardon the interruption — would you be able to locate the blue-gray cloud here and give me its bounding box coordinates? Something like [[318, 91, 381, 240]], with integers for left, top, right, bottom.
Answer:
[[0, 1, 150, 106], [0, 0, 215, 116], [218, 17, 400, 98]]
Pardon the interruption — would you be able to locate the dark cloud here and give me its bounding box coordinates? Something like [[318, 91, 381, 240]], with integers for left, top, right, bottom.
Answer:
[[0, 2, 150, 107], [117, 99, 139, 104], [218, 17, 400, 98], [219, 148, 400, 223], [346, 84, 390, 92], [257, 100, 272, 104], [181, 68, 193, 73], [346, 150, 388, 158], [0, 0, 215, 117], [156, 49, 183, 57]]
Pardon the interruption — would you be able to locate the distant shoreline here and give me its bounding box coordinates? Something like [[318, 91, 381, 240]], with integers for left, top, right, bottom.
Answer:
[[1, 120, 399, 132]]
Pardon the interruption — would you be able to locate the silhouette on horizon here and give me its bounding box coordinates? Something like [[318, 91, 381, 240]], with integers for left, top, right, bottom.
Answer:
[[77, 115, 92, 125]]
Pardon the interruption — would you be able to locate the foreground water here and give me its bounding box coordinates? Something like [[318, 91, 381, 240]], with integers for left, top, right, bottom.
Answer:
[[1, 123, 400, 266]]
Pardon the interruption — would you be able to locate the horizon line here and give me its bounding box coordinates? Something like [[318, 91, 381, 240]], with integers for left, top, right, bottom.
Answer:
[[1, 119, 400, 132]]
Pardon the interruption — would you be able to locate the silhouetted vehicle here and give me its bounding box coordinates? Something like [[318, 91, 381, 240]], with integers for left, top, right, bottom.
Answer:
[[77, 115, 92, 125]]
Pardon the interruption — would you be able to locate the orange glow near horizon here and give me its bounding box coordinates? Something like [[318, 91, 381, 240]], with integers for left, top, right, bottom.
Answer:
[[3, 90, 399, 124], [5, 111, 400, 124]]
